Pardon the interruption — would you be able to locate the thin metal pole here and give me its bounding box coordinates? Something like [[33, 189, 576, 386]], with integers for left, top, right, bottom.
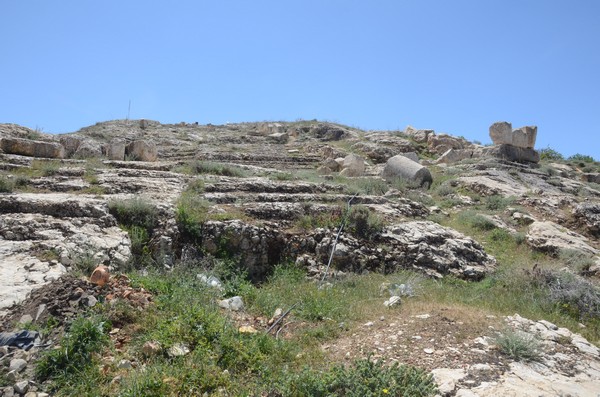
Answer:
[[320, 194, 357, 284]]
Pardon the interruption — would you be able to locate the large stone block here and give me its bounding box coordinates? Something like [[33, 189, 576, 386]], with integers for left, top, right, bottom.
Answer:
[[106, 139, 126, 161], [74, 141, 102, 158], [126, 140, 158, 162], [382, 154, 432, 188], [0, 137, 65, 159], [489, 122, 537, 149], [512, 126, 537, 149], [59, 136, 83, 157], [340, 154, 365, 177], [489, 122, 513, 145]]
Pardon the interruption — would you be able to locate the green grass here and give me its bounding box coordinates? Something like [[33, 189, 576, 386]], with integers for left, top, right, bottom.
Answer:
[[344, 177, 389, 196], [175, 189, 211, 240], [108, 197, 158, 231], [279, 356, 437, 397], [185, 160, 248, 177], [108, 197, 159, 268], [426, 209, 600, 345], [457, 210, 497, 231], [36, 315, 110, 390]]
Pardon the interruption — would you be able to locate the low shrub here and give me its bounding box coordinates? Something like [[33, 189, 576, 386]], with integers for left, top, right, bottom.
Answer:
[[108, 197, 158, 231], [568, 153, 595, 163], [0, 176, 13, 193], [347, 205, 384, 240], [72, 250, 98, 275], [32, 160, 61, 177], [548, 272, 600, 320], [36, 315, 110, 383], [539, 147, 564, 161], [559, 249, 596, 274], [176, 191, 210, 240], [494, 329, 542, 362], [434, 183, 455, 197], [295, 205, 344, 231], [345, 177, 389, 196], [189, 160, 247, 177], [484, 195, 514, 211], [269, 172, 295, 181], [527, 266, 600, 320], [281, 356, 437, 396], [459, 211, 496, 231], [388, 176, 421, 192]]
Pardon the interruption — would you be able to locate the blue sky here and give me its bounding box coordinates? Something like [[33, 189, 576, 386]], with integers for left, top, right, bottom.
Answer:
[[1, 1, 599, 159]]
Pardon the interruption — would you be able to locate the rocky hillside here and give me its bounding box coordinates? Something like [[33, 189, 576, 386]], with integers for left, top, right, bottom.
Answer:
[[0, 119, 599, 396]]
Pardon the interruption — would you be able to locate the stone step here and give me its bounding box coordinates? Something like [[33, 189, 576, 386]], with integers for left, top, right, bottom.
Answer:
[[203, 192, 389, 205]]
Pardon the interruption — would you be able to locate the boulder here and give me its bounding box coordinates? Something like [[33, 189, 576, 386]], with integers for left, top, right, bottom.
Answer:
[[427, 133, 466, 154], [483, 144, 540, 163], [340, 154, 365, 177], [489, 122, 513, 145], [126, 140, 158, 162], [512, 126, 537, 149], [323, 157, 341, 172], [404, 126, 433, 144], [267, 132, 289, 144], [74, 141, 102, 158], [581, 173, 600, 184], [351, 142, 396, 164], [526, 220, 597, 256], [573, 203, 600, 236], [106, 139, 126, 161], [382, 155, 432, 188], [0, 137, 65, 159], [59, 136, 83, 157]]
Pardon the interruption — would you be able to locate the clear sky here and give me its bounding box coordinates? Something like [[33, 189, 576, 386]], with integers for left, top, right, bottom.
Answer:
[[1, 1, 599, 159]]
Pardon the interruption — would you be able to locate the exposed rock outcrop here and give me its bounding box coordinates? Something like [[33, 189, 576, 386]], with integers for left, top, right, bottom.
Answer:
[[526, 220, 598, 256], [483, 144, 540, 163], [573, 202, 600, 236], [381, 221, 496, 280], [428, 133, 468, 154], [0, 194, 131, 316], [404, 125, 433, 144]]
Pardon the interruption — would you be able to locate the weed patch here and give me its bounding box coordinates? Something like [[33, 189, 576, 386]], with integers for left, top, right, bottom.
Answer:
[[458, 211, 496, 231], [494, 329, 542, 362], [280, 356, 437, 396], [347, 205, 384, 240], [189, 160, 247, 177], [35, 315, 110, 386], [0, 175, 14, 193], [108, 197, 158, 231]]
